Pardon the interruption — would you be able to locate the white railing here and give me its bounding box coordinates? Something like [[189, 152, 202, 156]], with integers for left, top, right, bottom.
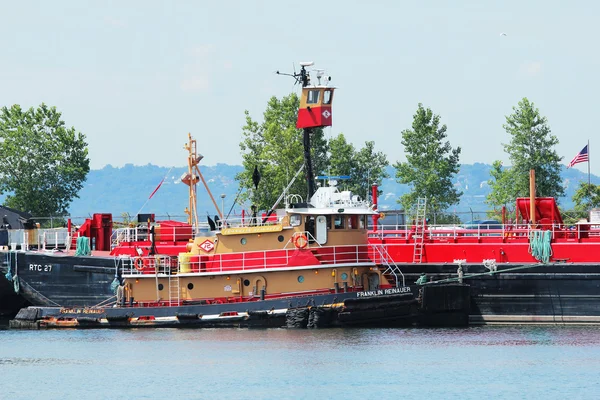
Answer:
[[370, 223, 600, 241], [40, 229, 70, 250], [121, 245, 374, 276]]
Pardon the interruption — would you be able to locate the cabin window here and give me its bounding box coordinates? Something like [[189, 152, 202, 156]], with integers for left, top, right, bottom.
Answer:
[[278, 235, 284, 242], [240, 237, 247, 245], [307, 90, 320, 104], [243, 279, 250, 287], [297, 275, 305, 283], [305, 216, 316, 239], [323, 89, 332, 104], [360, 216, 366, 229], [187, 283, 194, 290], [290, 214, 301, 227], [334, 215, 345, 229], [349, 215, 358, 229], [326, 215, 332, 229], [158, 284, 164, 291], [341, 272, 348, 281]]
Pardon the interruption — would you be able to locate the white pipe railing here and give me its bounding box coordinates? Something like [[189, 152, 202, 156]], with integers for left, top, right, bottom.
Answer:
[[121, 244, 374, 276], [370, 222, 600, 241]]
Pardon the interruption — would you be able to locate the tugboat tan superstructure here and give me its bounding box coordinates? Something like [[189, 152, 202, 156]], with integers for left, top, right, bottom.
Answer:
[[8, 62, 470, 329]]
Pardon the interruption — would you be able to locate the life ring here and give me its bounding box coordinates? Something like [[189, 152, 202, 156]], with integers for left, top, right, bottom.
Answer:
[[134, 257, 144, 271], [294, 234, 308, 249]]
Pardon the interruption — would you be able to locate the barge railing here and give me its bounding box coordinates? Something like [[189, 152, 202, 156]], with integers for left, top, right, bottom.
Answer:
[[370, 222, 600, 242]]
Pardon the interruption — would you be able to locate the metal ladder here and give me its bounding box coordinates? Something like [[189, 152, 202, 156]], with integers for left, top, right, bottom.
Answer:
[[412, 197, 427, 263], [168, 269, 180, 307], [371, 244, 405, 287]]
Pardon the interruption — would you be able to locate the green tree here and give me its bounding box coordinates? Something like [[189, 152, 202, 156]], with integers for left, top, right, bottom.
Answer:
[[487, 98, 564, 208], [485, 160, 517, 213], [0, 104, 90, 216], [352, 140, 389, 200], [572, 182, 600, 212], [328, 134, 389, 200], [394, 103, 462, 216], [328, 133, 355, 179], [236, 93, 328, 210]]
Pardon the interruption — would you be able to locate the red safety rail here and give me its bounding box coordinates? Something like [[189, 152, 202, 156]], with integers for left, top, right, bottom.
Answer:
[[369, 223, 600, 264]]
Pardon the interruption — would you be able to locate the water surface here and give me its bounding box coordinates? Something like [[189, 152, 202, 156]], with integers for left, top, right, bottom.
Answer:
[[1, 325, 599, 399]]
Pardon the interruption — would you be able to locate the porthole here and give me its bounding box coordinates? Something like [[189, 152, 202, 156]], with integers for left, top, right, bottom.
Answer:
[[240, 237, 247, 245], [278, 235, 284, 242], [297, 275, 304, 283], [158, 283, 164, 291], [243, 279, 250, 287], [341, 272, 348, 280], [187, 283, 194, 290]]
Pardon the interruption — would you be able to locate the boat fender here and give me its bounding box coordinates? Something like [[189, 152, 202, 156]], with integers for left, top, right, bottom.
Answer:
[[248, 310, 269, 318], [13, 275, 20, 293], [307, 306, 335, 329], [294, 234, 308, 249], [285, 308, 310, 328], [77, 316, 100, 325], [176, 313, 200, 320], [106, 313, 133, 322]]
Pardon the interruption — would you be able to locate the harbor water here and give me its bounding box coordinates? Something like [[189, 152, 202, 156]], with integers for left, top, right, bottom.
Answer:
[[1, 323, 600, 399]]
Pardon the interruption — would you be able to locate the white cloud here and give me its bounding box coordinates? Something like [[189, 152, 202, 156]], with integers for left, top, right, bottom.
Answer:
[[104, 17, 127, 28], [180, 75, 209, 92], [520, 61, 543, 77], [180, 44, 215, 93]]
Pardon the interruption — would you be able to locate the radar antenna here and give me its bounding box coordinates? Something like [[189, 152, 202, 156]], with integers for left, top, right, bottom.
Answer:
[[276, 61, 313, 87]]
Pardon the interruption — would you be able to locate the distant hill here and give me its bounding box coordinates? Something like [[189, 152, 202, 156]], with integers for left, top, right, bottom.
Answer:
[[2, 163, 598, 222]]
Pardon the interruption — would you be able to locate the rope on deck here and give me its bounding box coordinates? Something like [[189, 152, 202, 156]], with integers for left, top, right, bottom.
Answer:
[[529, 230, 553, 264]]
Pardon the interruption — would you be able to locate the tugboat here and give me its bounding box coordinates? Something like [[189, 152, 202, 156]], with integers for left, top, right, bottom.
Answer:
[[8, 63, 470, 329]]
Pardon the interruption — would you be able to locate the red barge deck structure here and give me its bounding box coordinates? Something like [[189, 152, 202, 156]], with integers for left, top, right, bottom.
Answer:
[[369, 195, 600, 324]]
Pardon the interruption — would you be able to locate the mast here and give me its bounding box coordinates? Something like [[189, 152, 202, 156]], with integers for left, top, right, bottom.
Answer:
[[278, 62, 335, 202], [183, 134, 200, 227], [182, 133, 223, 227]]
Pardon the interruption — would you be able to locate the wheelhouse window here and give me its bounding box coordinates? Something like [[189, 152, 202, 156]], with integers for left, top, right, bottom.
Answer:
[[334, 215, 345, 229], [323, 89, 332, 105], [290, 214, 301, 227], [307, 90, 320, 104], [360, 215, 367, 229]]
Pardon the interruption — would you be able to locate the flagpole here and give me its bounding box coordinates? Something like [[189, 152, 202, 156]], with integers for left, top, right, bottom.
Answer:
[[134, 166, 174, 219], [588, 139, 591, 187]]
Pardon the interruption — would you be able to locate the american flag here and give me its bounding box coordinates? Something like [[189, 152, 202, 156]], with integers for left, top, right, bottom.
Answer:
[[567, 144, 589, 168]]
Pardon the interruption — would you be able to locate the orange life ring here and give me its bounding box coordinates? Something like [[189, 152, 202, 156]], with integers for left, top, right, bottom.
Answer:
[[134, 257, 144, 271], [294, 234, 308, 249]]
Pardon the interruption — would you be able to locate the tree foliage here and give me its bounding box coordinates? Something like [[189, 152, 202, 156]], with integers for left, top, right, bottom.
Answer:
[[572, 182, 600, 212], [328, 134, 389, 200], [0, 104, 90, 216], [487, 98, 564, 209], [394, 103, 462, 215], [485, 160, 516, 209], [236, 93, 328, 211]]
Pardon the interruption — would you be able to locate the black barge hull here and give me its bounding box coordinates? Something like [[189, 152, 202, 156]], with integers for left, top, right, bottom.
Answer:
[[398, 262, 600, 325]]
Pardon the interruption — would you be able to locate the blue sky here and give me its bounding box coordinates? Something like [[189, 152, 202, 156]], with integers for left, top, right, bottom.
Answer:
[[2, 1, 598, 174]]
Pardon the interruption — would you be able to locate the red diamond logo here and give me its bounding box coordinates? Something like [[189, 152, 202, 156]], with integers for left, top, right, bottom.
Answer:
[[199, 240, 215, 252]]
